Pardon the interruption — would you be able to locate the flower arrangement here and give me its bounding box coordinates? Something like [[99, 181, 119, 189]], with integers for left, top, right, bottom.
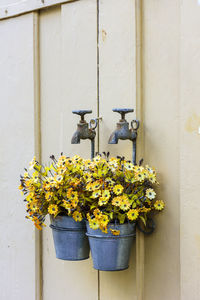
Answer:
[[19, 153, 164, 234], [83, 154, 164, 235], [19, 154, 89, 229]]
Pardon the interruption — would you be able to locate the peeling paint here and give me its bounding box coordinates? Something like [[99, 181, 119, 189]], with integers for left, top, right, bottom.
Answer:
[[102, 29, 107, 42], [185, 113, 200, 133]]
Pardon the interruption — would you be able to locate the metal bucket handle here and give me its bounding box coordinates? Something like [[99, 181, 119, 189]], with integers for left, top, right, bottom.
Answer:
[[136, 217, 156, 235]]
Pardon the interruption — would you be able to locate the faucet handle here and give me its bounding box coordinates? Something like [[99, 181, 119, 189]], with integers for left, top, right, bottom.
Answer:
[[112, 108, 134, 121], [72, 110, 92, 122]]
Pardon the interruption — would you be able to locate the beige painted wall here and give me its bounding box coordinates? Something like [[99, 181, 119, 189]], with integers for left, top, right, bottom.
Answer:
[[1, 1, 200, 300]]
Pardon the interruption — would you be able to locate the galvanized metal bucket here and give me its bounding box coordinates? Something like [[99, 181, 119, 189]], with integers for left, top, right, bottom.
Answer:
[[50, 215, 90, 261], [86, 222, 136, 271]]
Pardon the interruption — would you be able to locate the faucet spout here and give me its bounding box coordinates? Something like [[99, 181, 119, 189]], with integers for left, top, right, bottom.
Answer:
[[71, 131, 80, 144], [71, 110, 96, 146], [108, 130, 118, 144]]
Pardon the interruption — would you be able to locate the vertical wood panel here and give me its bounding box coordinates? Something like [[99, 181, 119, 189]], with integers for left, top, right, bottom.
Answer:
[[180, 1, 200, 299], [143, 1, 180, 299], [98, 0, 137, 299], [33, 11, 43, 300], [135, 1, 144, 299], [0, 14, 35, 300], [41, 1, 98, 299]]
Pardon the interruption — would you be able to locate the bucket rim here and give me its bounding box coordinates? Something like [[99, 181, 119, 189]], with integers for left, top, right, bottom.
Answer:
[[86, 232, 136, 239], [50, 224, 86, 232]]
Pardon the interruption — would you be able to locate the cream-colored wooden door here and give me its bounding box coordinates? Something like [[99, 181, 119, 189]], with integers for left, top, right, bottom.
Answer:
[[1, 1, 200, 300], [40, 1, 137, 299]]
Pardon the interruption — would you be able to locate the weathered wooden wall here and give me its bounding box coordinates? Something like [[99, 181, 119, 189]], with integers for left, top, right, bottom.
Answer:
[[1, 0, 200, 300]]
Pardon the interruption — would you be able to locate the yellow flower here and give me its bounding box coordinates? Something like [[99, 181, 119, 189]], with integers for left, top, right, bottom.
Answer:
[[84, 159, 93, 168], [26, 193, 35, 203], [29, 216, 44, 230], [91, 190, 101, 198], [66, 188, 73, 198], [45, 192, 54, 201], [109, 157, 119, 163], [29, 156, 36, 170], [43, 178, 57, 190], [100, 215, 109, 227], [127, 209, 139, 221], [148, 174, 157, 184], [146, 188, 156, 200], [99, 225, 108, 234], [62, 200, 72, 210], [145, 165, 156, 181], [121, 194, 129, 202], [71, 198, 79, 208], [154, 200, 165, 211], [93, 208, 103, 219], [134, 166, 144, 173], [72, 155, 82, 162], [87, 213, 91, 222], [86, 182, 93, 191], [142, 171, 148, 179], [139, 207, 151, 213], [19, 184, 23, 190], [69, 191, 78, 201], [102, 190, 111, 200], [93, 155, 101, 162], [48, 204, 58, 215], [92, 181, 101, 191], [32, 172, 40, 183], [25, 179, 33, 189], [113, 184, 124, 195], [105, 177, 115, 185], [57, 155, 67, 167], [73, 211, 83, 222], [135, 172, 145, 182], [30, 202, 39, 212], [54, 175, 63, 184], [110, 229, 120, 236], [109, 158, 119, 169], [112, 196, 122, 206], [120, 200, 130, 211], [124, 162, 134, 171], [89, 219, 99, 230], [98, 197, 109, 206], [24, 172, 29, 178], [145, 165, 154, 173], [84, 173, 93, 183]]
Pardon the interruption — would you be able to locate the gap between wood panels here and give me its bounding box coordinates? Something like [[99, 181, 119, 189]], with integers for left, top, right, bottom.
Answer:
[[135, 1, 145, 300], [33, 11, 43, 300], [96, 1, 100, 299], [96, 0, 100, 155]]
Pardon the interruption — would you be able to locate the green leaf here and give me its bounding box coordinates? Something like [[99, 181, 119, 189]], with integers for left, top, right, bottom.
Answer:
[[109, 212, 113, 219], [132, 202, 137, 208], [118, 213, 125, 224], [139, 216, 146, 226], [90, 204, 97, 210]]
